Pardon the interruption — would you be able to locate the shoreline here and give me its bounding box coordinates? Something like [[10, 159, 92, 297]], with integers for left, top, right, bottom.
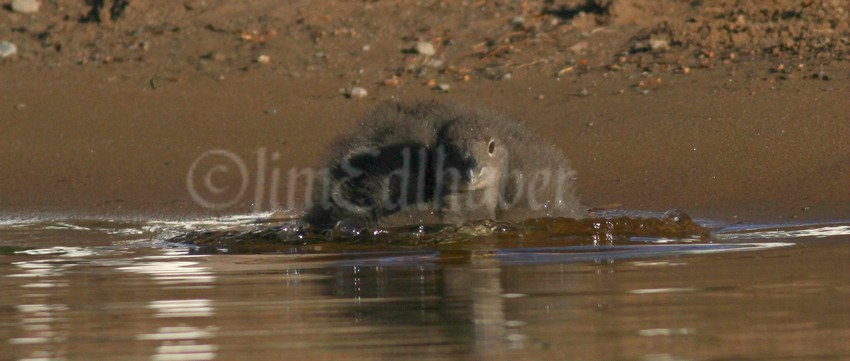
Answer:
[[2, 0, 848, 226], [2, 65, 848, 225]]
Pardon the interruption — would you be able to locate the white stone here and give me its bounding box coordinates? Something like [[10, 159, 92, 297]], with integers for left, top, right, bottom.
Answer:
[[570, 41, 589, 54], [414, 41, 436, 56], [649, 39, 670, 52], [348, 87, 368, 99], [12, 0, 40, 14], [0, 41, 18, 58]]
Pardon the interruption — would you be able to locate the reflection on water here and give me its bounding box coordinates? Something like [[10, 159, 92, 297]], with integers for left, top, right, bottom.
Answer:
[[7, 258, 71, 360], [118, 256, 215, 288], [0, 216, 849, 360], [717, 223, 850, 240]]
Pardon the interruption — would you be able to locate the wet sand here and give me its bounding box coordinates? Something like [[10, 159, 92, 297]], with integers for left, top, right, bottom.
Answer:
[[2, 0, 849, 225], [2, 65, 848, 224]]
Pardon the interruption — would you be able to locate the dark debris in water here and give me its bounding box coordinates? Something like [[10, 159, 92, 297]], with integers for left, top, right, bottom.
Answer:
[[0, 245, 36, 256], [165, 210, 711, 254]]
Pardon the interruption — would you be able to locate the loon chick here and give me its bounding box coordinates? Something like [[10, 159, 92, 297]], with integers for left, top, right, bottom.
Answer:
[[303, 100, 584, 231], [432, 104, 584, 222]]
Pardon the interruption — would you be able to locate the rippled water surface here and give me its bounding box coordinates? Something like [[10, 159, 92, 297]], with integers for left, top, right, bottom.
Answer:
[[1, 215, 849, 360]]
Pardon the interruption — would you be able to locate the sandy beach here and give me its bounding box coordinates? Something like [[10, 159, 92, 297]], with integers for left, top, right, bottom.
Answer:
[[1, 0, 848, 224]]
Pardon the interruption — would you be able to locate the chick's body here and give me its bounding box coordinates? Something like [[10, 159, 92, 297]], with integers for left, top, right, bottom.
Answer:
[[303, 100, 584, 230]]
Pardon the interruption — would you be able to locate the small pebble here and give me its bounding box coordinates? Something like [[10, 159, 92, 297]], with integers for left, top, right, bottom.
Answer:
[[436, 83, 450, 92], [649, 39, 669, 52], [511, 16, 526, 27], [427, 59, 443, 68], [734, 14, 747, 27], [256, 54, 271, 64], [414, 41, 436, 56], [348, 87, 368, 99], [578, 88, 589, 97], [11, 0, 39, 14], [0, 41, 18, 58], [14, 103, 26, 110], [383, 76, 401, 87], [812, 69, 830, 80], [501, 73, 512, 81], [183, 0, 207, 10], [569, 41, 589, 54], [200, 51, 226, 62]]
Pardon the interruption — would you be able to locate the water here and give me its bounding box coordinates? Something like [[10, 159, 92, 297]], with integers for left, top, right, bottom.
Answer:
[[1, 215, 849, 360]]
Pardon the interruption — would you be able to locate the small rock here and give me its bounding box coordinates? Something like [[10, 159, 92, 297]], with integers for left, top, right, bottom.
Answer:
[[11, 0, 39, 14], [631, 41, 650, 53], [348, 87, 368, 99], [501, 73, 512, 81], [200, 51, 226, 62], [812, 70, 830, 81], [649, 39, 669, 52], [511, 16, 526, 27], [571, 12, 596, 30], [183, 0, 207, 10], [14, 103, 26, 110], [414, 41, 436, 56], [436, 83, 450, 92], [256, 54, 271, 64], [577, 88, 589, 97], [427, 59, 443, 68], [383, 76, 401, 87], [569, 41, 589, 54], [0, 41, 18, 58], [734, 14, 747, 28]]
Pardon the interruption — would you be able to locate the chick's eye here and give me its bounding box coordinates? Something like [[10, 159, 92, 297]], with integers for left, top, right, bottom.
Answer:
[[487, 139, 496, 155]]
